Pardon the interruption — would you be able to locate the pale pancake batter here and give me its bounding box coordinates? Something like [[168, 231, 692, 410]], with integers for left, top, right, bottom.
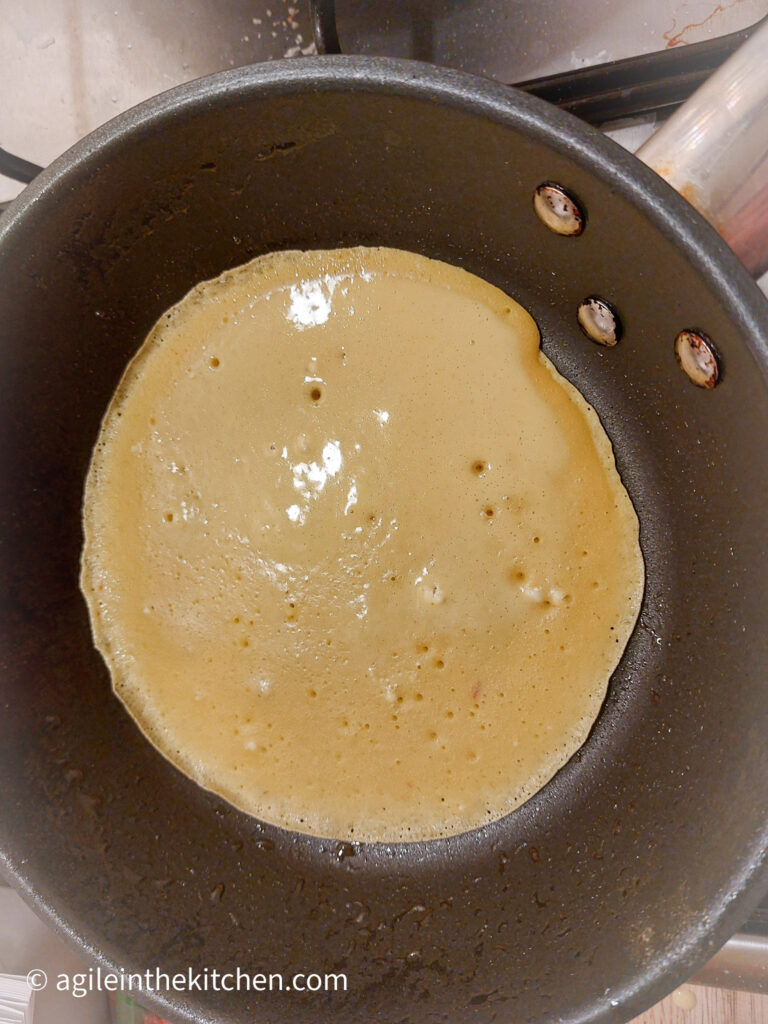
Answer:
[[81, 247, 644, 842]]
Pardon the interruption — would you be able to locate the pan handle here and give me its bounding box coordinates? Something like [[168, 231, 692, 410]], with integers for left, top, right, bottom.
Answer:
[[310, 0, 768, 278], [637, 17, 768, 279]]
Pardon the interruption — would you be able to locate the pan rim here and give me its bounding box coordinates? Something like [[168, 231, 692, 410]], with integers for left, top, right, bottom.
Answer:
[[2, 53, 767, 371]]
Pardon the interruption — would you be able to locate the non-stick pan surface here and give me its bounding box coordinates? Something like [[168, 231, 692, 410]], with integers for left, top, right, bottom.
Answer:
[[1, 57, 767, 1024]]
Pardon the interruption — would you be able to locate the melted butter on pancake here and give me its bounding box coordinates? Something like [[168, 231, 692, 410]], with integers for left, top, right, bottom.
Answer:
[[81, 247, 644, 842]]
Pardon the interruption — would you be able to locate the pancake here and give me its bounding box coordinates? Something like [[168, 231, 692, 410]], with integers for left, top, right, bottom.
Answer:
[[81, 246, 644, 842]]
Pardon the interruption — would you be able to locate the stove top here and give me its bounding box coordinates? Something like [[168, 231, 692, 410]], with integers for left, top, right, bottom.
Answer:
[[2, 0, 766, 204]]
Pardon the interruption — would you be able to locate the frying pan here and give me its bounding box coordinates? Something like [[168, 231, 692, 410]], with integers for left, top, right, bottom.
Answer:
[[1, 27, 768, 1024]]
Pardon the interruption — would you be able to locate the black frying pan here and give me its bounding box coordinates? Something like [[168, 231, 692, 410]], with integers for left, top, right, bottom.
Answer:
[[1, 55, 767, 1024]]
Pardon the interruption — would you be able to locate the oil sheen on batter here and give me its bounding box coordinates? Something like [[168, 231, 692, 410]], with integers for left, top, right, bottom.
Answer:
[[81, 247, 644, 842]]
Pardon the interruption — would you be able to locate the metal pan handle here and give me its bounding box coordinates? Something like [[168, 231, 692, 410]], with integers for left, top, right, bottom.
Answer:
[[310, 1, 768, 279], [637, 17, 768, 279]]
